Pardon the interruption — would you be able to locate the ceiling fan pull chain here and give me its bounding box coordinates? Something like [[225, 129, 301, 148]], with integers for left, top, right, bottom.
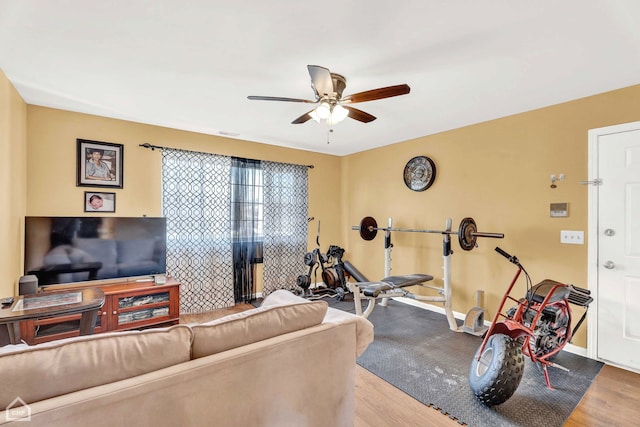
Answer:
[[327, 128, 334, 144]]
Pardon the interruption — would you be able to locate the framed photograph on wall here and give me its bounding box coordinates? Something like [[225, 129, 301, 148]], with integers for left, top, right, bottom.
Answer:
[[77, 139, 124, 188], [84, 191, 116, 213]]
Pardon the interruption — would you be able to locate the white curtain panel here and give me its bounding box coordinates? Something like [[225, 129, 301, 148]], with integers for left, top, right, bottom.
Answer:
[[262, 161, 309, 296], [162, 149, 234, 313]]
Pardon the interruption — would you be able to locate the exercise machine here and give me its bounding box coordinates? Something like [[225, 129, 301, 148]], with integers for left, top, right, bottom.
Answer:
[[347, 216, 504, 333], [296, 221, 350, 300]]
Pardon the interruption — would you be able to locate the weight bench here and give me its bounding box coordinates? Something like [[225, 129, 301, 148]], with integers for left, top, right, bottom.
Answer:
[[358, 274, 434, 297], [345, 261, 439, 319], [348, 216, 505, 330]]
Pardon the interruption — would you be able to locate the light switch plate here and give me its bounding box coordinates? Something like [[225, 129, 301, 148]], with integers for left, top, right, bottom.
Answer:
[[561, 230, 584, 244]]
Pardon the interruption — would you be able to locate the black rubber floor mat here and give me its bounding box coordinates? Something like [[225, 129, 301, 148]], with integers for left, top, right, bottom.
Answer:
[[335, 298, 603, 427]]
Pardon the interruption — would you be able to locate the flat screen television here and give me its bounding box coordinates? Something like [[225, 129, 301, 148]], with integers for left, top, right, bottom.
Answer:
[[24, 216, 167, 287]]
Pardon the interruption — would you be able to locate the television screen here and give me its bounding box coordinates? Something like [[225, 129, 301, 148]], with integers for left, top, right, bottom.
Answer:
[[24, 216, 167, 287]]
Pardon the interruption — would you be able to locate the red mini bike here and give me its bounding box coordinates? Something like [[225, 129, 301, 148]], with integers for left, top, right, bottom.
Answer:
[[469, 247, 593, 406]]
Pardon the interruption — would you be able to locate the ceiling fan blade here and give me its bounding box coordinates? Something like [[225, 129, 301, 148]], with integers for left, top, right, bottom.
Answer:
[[247, 95, 316, 103], [307, 65, 334, 98], [342, 84, 410, 104], [344, 106, 377, 123], [291, 110, 315, 124]]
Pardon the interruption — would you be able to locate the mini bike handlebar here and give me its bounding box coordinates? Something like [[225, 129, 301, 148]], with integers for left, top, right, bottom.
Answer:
[[495, 246, 520, 266]]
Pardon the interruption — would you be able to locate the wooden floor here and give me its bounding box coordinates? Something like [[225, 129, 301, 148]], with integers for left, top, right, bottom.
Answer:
[[182, 305, 640, 426], [180, 303, 251, 323], [564, 364, 640, 427]]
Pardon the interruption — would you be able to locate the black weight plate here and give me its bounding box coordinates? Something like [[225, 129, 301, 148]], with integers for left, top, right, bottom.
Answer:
[[296, 275, 311, 289], [303, 252, 316, 266], [458, 217, 477, 251], [322, 268, 339, 289], [359, 216, 378, 241]]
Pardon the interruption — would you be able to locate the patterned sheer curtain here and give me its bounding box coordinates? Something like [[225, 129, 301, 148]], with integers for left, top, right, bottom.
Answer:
[[161, 149, 235, 313], [262, 161, 309, 296]]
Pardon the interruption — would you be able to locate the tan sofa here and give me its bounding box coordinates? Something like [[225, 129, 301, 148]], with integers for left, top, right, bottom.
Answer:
[[0, 290, 373, 426]]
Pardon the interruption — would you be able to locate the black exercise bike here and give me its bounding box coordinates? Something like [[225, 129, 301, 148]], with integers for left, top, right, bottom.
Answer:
[[468, 247, 593, 406], [296, 221, 349, 300]]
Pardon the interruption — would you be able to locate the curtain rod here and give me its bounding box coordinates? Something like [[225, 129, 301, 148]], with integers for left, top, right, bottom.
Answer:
[[139, 143, 314, 169]]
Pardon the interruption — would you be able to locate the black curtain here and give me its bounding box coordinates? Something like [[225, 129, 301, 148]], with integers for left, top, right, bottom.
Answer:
[[230, 157, 263, 303]]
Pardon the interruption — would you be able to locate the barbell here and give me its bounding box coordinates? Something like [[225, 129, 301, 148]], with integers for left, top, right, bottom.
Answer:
[[352, 216, 504, 251]]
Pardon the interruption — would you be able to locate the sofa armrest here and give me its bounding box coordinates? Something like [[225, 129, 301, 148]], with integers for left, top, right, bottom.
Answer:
[[261, 290, 374, 356], [260, 289, 307, 307], [322, 307, 373, 357]]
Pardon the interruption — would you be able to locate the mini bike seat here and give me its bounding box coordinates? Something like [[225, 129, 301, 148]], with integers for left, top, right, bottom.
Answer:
[[527, 279, 571, 304]]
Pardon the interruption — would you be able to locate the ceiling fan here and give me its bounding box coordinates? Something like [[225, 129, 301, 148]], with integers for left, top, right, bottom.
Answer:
[[247, 65, 410, 125]]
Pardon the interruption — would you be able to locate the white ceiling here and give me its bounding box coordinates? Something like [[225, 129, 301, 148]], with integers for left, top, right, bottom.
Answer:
[[1, 1, 639, 156]]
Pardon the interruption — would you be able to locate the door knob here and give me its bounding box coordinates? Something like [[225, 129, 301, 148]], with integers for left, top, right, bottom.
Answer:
[[604, 229, 615, 236], [603, 261, 615, 269]]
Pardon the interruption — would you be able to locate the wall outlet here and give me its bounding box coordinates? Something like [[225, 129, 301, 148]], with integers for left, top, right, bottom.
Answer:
[[561, 230, 584, 245]]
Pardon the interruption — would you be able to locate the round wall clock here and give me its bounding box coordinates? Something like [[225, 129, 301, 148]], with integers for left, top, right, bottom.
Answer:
[[403, 156, 436, 192]]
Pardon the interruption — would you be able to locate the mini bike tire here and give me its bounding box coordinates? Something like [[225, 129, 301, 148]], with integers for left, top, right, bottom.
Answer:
[[468, 334, 525, 406]]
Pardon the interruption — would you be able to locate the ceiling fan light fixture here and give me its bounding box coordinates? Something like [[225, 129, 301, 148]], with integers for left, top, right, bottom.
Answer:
[[316, 101, 331, 119], [329, 104, 349, 124]]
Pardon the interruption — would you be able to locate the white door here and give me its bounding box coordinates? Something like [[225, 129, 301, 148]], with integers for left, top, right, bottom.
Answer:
[[589, 121, 640, 372]]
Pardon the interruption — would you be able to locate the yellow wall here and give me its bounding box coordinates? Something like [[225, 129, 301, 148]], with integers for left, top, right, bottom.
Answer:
[[0, 70, 27, 297], [26, 106, 343, 291], [343, 84, 640, 347], [7, 71, 640, 348]]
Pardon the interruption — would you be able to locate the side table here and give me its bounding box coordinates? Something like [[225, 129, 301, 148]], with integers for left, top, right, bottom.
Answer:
[[0, 287, 105, 345]]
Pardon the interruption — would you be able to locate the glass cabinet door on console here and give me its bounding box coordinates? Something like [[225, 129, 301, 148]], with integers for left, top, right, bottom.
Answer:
[[109, 284, 179, 331], [20, 306, 110, 345]]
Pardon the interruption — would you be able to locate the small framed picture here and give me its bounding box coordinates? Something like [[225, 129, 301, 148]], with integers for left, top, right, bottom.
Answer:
[[77, 139, 124, 188], [84, 191, 116, 213]]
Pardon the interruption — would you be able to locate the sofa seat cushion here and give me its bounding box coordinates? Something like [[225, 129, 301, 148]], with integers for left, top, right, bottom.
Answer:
[[0, 325, 193, 407], [191, 292, 328, 359]]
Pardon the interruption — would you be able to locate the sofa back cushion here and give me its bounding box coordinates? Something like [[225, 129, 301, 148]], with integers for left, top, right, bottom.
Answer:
[[0, 325, 192, 407], [191, 297, 328, 359]]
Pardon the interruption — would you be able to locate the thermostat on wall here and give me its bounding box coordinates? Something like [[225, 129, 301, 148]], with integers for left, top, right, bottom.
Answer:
[[550, 202, 569, 217]]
